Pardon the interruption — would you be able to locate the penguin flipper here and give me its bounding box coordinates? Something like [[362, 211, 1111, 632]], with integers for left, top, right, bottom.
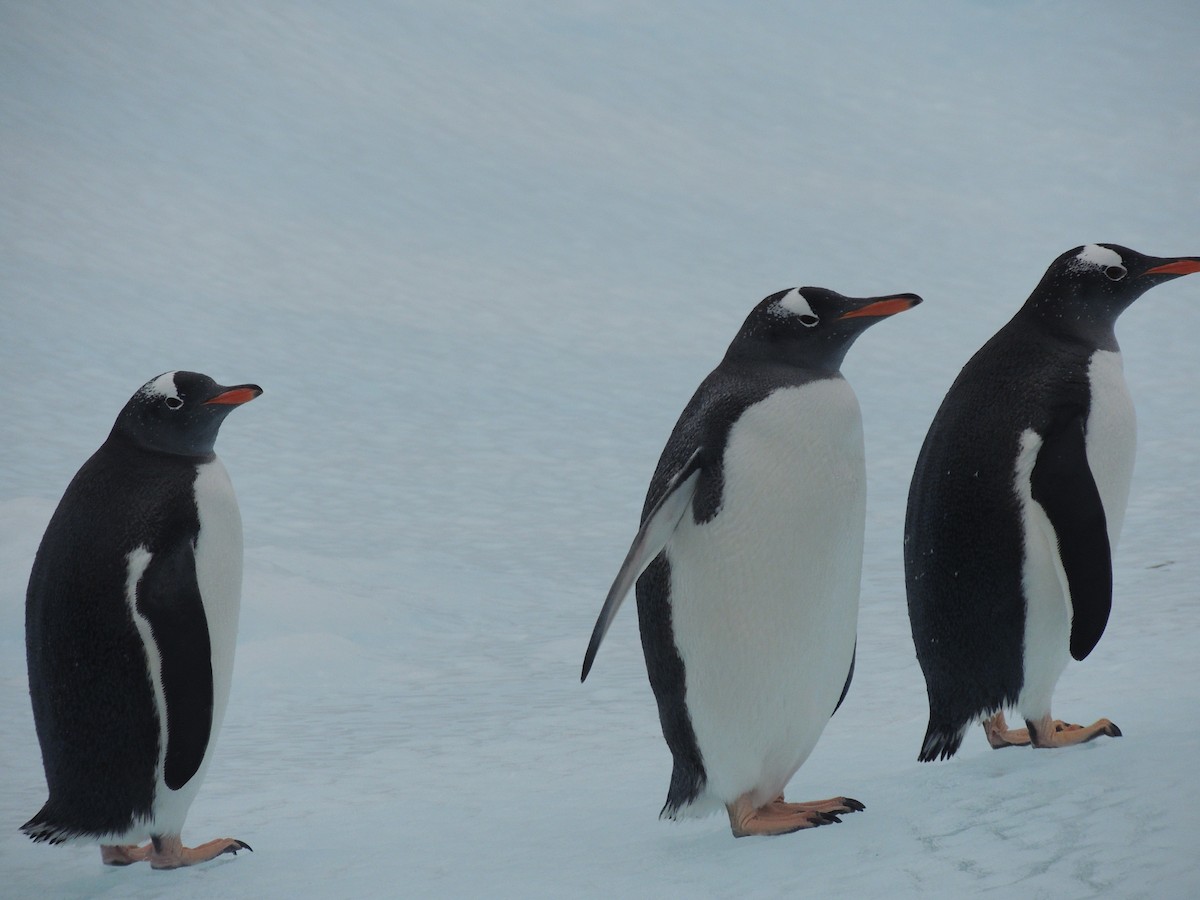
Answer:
[[134, 537, 215, 789], [581, 446, 704, 681], [1030, 415, 1113, 661], [832, 641, 856, 716]]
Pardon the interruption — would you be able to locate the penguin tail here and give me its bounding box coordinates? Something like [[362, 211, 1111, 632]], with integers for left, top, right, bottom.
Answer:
[[20, 804, 92, 845], [659, 794, 723, 821], [660, 791, 703, 821], [659, 756, 709, 820], [917, 720, 969, 762], [659, 799, 686, 821], [21, 808, 71, 845]]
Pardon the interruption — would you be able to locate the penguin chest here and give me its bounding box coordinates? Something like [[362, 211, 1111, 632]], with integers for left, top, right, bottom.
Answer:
[[1013, 350, 1136, 716], [152, 459, 243, 832], [192, 457, 245, 717], [110, 459, 244, 840], [667, 380, 865, 802], [1084, 350, 1137, 545]]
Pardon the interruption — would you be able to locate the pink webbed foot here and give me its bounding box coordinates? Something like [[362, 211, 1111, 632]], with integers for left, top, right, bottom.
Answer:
[[1026, 713, 1121, 748], [103, 834, 251, 869], [726, 792, 864, 838], [984, 710, 1121, 749], [983, 711, 1033, 748], [101, 843, 151, 866]]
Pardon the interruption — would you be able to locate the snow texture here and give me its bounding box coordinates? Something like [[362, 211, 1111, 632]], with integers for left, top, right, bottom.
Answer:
[[2, 2, 1198, 897]]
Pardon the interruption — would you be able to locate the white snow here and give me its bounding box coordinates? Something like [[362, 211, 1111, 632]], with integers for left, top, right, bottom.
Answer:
[[2, 2, 1199, 897]]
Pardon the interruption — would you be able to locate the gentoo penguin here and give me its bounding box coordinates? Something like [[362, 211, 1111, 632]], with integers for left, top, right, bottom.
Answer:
[[905, 245, 1200, 761], [582, 285, 921, 837], [23, 371, 260, 868]]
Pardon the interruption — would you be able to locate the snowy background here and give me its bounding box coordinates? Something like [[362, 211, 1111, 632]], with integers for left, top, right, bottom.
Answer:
[[2, 1, 1198, 896]]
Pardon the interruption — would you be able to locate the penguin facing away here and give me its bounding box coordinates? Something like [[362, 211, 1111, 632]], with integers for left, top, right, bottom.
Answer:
[[582, 285, 921, 837], [23, 371, 260, 868], [905, 245, 1200, 761]]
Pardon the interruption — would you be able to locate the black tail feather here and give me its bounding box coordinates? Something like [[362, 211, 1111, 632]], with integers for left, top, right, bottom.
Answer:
[[659, 757, 706, 820], [918, 720, 968, 762], [21, 805, 74, 845]]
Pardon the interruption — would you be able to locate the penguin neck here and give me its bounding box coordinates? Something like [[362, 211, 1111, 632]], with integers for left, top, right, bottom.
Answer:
[[1015, 298, 1121, 353], [723, 336, 850, 375], [106, 426, 218, 464]]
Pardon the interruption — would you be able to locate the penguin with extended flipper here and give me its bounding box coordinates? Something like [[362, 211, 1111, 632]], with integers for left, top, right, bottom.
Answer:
[[905, 245, 1200, 762], [23, 371, 260, 868], [582, 285, 920, 837]]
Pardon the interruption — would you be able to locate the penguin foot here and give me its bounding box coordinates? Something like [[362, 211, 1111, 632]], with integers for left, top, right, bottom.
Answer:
[[101, 843, 152, 866], [146, 834, 253, 869], [1026, 714, 1121, 748], [726, 792, 863, 838], [983, 711, 1033, 749], [101, 835, 252, 868]]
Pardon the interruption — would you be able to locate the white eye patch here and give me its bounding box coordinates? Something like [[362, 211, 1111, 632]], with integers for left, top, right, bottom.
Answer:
[[1073, 244, 1124, 271], [777, 288, 820, 326], [140, 371, 181, 402]]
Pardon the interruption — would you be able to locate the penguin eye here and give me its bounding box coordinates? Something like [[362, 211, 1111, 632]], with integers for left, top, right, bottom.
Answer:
[[164, 396, 183, 410], [1104, 265, 1127, 282], [798, 314, 819, 328]]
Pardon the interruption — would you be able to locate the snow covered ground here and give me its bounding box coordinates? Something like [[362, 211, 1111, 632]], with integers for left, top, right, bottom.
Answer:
[[2, 2, 1198, 896]]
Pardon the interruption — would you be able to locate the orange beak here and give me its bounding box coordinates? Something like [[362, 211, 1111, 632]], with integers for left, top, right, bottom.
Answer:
[[1144, 259, 1200, 276], [839, 294, 922, 320], [204, 386, 263, 406]]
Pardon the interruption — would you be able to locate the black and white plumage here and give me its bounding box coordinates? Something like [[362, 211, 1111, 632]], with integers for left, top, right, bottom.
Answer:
[[23, 371, 260, 868], [583, 286, 920, 837], [905, 245, 1200, 762]]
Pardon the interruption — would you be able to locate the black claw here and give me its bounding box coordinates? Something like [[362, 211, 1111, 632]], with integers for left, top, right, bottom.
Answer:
[[1108, 723, 1122, 737], [818, 812, 842, 825], [844, 798, 865, 812], [225, 840, 253, 856]]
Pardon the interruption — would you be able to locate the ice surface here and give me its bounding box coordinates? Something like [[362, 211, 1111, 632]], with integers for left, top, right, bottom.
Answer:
[[2, 2, 1198, 897]]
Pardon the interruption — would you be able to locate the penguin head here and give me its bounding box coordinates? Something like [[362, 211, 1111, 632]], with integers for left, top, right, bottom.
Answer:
[[111, 371, 263, 458], [1025, 244, 1200, 343], [726, 286, 922, 372]]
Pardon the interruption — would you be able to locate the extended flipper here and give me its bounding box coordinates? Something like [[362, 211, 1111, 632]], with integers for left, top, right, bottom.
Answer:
[[581, 447, 704, 681], [1029, 414, 1113, 660]]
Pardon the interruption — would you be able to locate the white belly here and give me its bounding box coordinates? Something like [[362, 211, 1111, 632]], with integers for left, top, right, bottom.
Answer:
[[667, 380, 864, 812], [1015, 350, 1136, 719], [1084, 350, 1137, 546], [117, 458, 244, 841], [191, 456, 245, 747]]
